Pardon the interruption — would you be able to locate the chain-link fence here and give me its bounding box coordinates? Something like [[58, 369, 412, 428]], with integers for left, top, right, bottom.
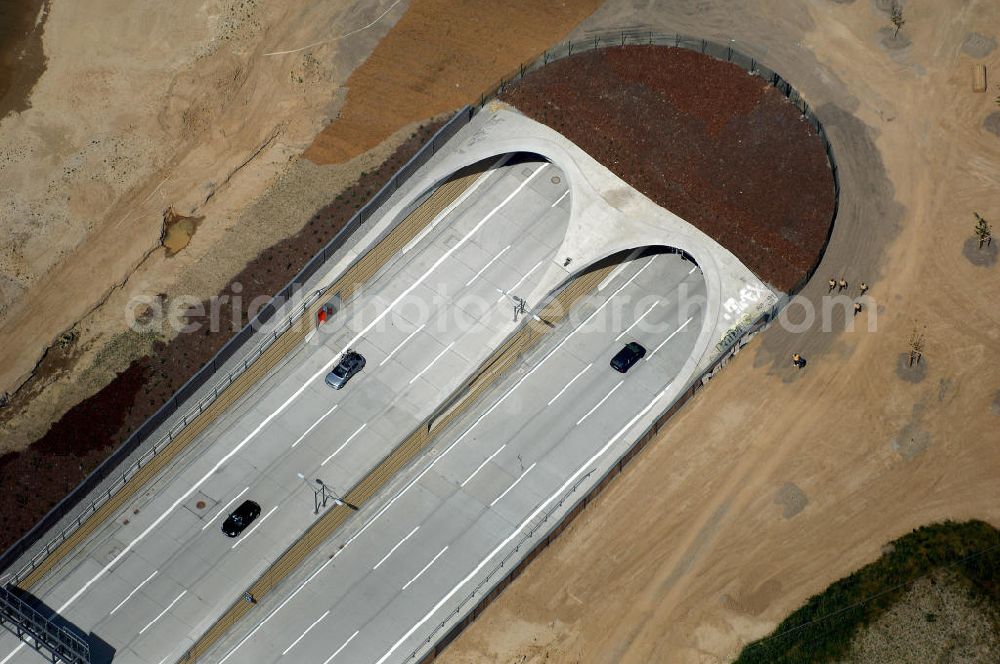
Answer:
[[0, 106, 476, 584]]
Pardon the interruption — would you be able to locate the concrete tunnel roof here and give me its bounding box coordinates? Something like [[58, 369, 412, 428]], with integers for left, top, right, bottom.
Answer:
[[374, 104, 779, 382]]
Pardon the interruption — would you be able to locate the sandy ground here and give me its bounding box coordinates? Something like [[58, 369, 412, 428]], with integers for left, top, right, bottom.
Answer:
[[0, 0, 416, 448], [3, 0, 998, 657], [436, 1, 1000, 662], [0, 0, 606, 453]]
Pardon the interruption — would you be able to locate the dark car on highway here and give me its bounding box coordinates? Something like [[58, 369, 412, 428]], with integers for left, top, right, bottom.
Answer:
[[610, 342, 646, 373], [325, 349, 366, 389], [222, 500, 261, 538]]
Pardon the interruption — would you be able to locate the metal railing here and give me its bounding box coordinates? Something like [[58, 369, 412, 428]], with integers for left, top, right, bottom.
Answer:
[[0, 106, 476, 584], [405, 28, 839, 662], [0, 585, 90, 664]]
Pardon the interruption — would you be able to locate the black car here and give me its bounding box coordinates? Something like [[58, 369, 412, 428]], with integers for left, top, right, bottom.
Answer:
[[610, 342, 646, 373], [222, 500, 261, 538], [325, 349, 366, 389]]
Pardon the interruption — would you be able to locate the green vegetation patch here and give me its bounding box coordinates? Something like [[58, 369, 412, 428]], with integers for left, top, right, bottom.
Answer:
[[735, 520, 1000, 664]]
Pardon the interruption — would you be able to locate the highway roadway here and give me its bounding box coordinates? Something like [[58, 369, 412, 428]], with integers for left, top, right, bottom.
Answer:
[[0, 156, 576, 664], [207, 249, 706, 663]]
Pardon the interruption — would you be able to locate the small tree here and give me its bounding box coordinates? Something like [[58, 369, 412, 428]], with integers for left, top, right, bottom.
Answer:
[[975, 212, 992, 248], [890, 4, 905, 39], [908, 327, 925, 367]]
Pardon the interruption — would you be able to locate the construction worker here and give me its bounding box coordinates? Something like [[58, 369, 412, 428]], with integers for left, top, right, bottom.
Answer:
[[828, 278, 836, 293], [792, 353, 804, 369], [859, 282, 869, 296], [853, 302, 862, 316], [838, 278, 848, 292]]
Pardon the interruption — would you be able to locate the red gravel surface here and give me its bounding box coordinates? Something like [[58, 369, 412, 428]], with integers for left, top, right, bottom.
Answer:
[[0, 120, 444, 555], [499, 45, 836, 292]]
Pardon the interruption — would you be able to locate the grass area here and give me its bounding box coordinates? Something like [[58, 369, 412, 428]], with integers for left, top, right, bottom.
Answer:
[[735, 520, 1000, 663]]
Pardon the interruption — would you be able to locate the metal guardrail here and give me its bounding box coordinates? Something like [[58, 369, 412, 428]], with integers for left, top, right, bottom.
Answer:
[[0, 585, 90, 664], [2, 26, 842, 660], [0, 105, 477, 585], [404, 28, 839, 662], [404, 298, 781, 662]]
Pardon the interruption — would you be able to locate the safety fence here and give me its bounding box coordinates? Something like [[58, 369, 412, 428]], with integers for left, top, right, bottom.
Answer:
[[479, 28, 840, 297], [0, 106, 476, 585]]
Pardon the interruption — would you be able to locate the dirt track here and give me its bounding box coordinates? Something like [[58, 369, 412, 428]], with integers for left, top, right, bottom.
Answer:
[[437, 1, 1000, 662]]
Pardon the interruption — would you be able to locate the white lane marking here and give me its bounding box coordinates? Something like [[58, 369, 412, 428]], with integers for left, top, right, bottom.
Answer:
[[281, 609, 330, 656], [231, 506, 279, 550], [322, 630, 359, 664], [380, 323, 426, 367], [460, 444, 507, 488], [466, 245, 511, 286], [202, 487, 251, 532], [688, 265, 699, 274], [598, 248, 644, 291], [373, 526, 420, 571], [573, 255, 657, 333], [374, 390, 669, 664], [220, 196, 669, 659], [138, 590, 186, 635], [547, 364, 592, 406], [576, 381, 624, 426], [616, 303, 658, 341], [550, 190, 568, 208], [291, 404, 339, 448], [109, 570, 157, 616], [246, 244, 642, 630], [650, 316, 695, 358], [401, 154, 511, 254], [219, 557, 339, 664], [408, 341, 455, 385], [322, 423, 367, 466], [401, 546, 449, 591], [338, 251, 651, 541], [498, 260, 544, 301], [489, 463, 537, 508], [0, 166, 550, 664]]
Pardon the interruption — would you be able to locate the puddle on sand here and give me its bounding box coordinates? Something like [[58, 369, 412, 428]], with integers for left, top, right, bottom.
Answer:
[[161, 207, 204, 256]]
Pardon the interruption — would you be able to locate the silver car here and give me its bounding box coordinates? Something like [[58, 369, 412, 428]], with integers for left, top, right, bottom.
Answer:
[[325, 350, 366, 389]]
